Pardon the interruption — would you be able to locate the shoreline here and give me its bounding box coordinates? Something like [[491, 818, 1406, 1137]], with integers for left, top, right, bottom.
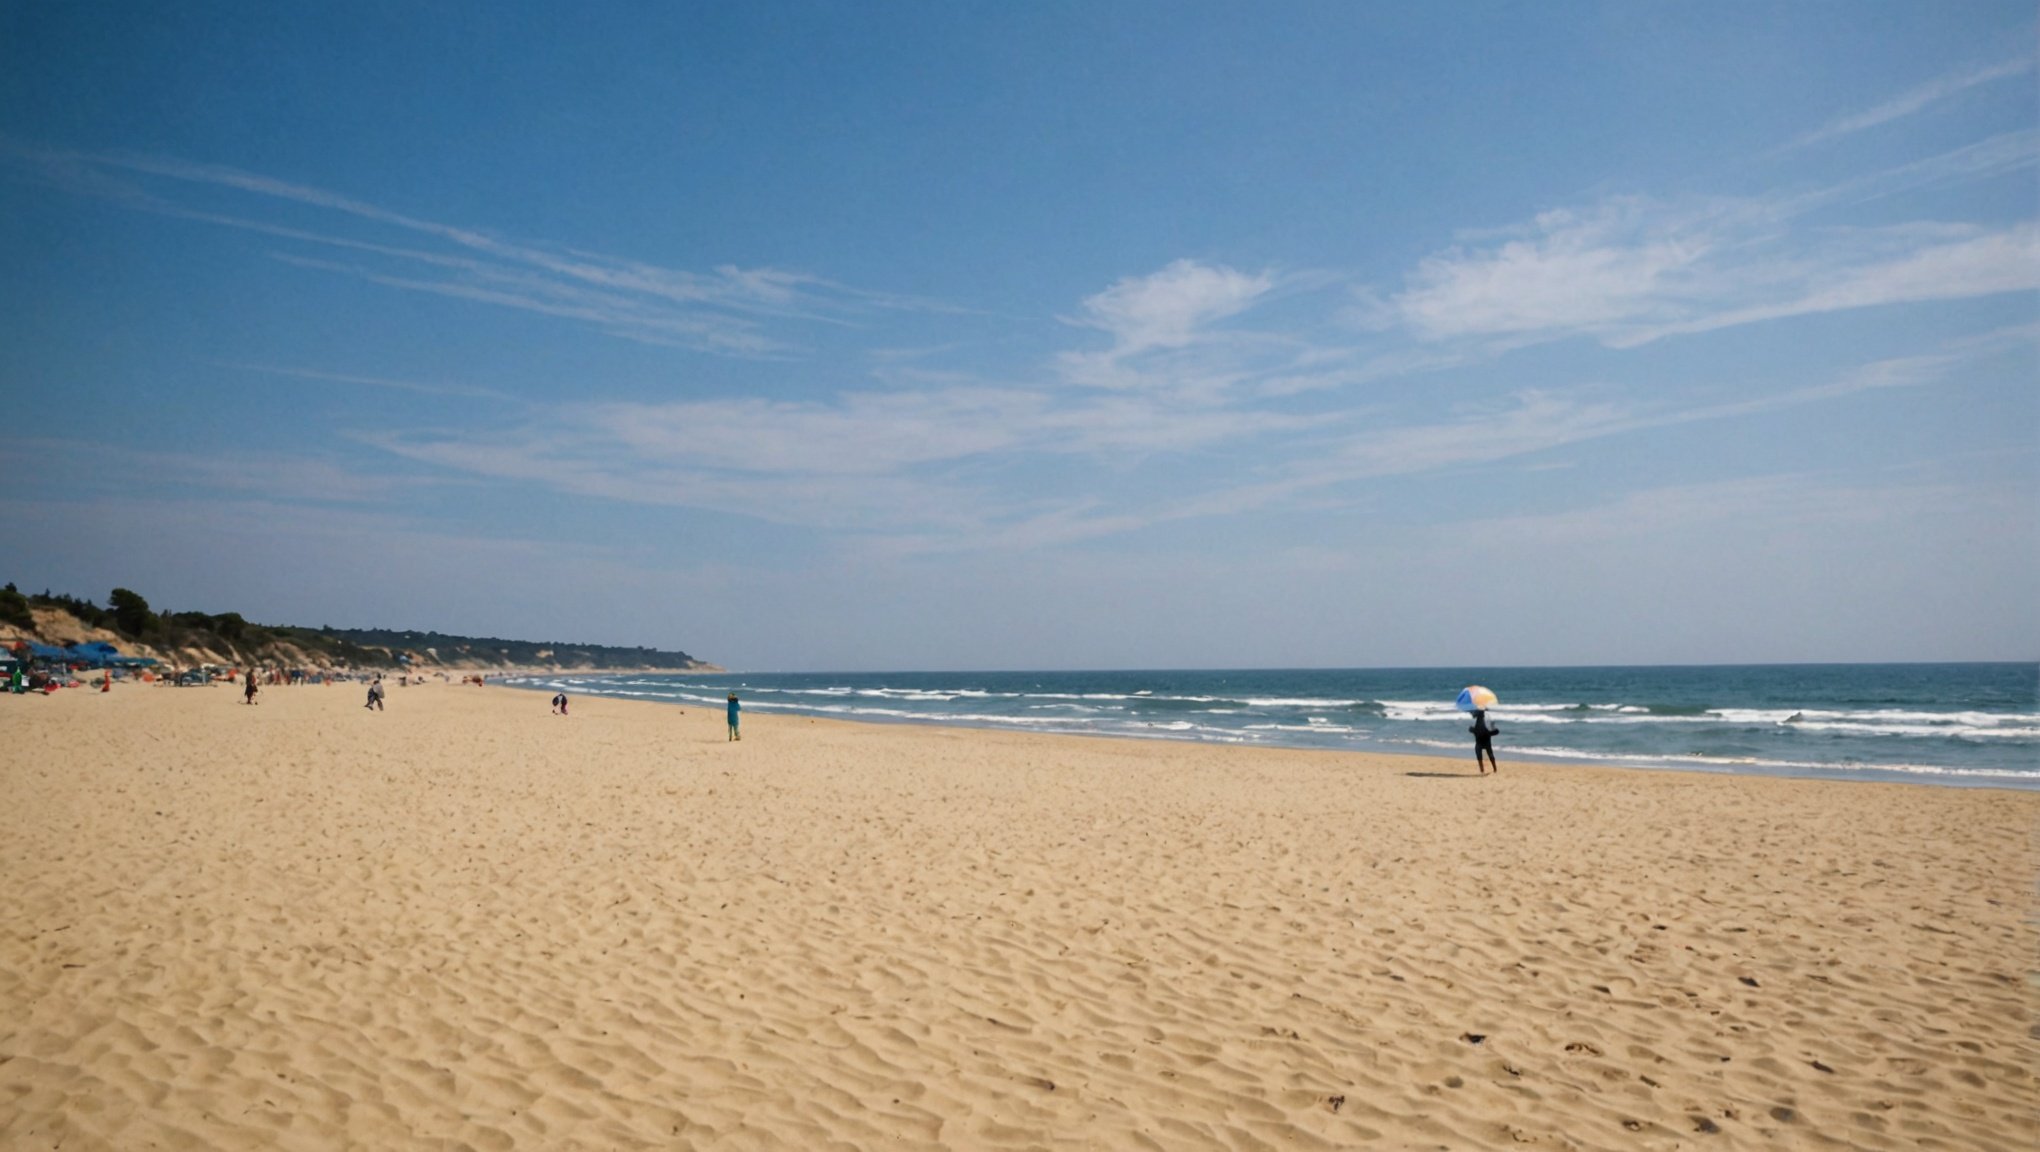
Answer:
[[5, 681, 2034, 1149], [503, 671, 2040, 793]]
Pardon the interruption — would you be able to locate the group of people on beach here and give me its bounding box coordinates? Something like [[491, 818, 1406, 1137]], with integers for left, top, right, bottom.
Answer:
[[270, 667, 1493, 771], [334, 673, 745, 739]]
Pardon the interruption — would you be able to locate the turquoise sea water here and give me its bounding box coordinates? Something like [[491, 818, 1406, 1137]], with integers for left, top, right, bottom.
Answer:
[[505, 664, 2038, 789]]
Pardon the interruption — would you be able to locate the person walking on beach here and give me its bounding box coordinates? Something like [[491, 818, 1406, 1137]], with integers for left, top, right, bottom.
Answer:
[[366, 674, 385, 711], [243, 671, 259, 705], [726, 692, 741, 741], [1469, 709, 1500, 774], [552, 691, 568, 716]]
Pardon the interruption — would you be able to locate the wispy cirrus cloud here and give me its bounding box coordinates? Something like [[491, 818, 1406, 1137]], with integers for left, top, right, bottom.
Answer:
[[7, 147, 950, 356], [1042, 259, 1428, 418], [360, 363, 1330, 543], [9, 53, 2029, 562], [351, 319, 2020, 557], [1783, 55, 2036, 151], [215, 362, 526, 404], [1383, 130, 2040, 350], [1158, 324, 2033, 529], [0, 436, 433, 505], [1622, 221, 2040, 344]]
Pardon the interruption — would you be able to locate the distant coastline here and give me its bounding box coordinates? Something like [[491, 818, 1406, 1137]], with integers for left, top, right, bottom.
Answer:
[[1, 582, 717, 675]]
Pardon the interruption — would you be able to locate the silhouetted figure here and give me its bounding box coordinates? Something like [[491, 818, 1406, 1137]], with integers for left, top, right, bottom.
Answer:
[[1469, 709, 1499, 774]]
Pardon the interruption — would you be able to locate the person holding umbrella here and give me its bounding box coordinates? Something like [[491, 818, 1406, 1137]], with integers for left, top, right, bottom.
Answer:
[[1458, 685, 1500, 775]]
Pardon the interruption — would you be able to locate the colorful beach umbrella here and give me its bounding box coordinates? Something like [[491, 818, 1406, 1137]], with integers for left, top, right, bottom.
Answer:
[[1456, 685, 1498, 712]]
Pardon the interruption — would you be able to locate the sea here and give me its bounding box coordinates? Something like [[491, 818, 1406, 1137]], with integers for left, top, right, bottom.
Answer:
[[504, 663, 2039, 789]]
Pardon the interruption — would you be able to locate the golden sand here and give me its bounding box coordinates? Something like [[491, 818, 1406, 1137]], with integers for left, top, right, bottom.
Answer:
[[2, 681, 2034, 1150]]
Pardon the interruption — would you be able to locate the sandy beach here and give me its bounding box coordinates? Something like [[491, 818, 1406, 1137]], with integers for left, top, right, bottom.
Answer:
[[2, 681, 2033, 1151]]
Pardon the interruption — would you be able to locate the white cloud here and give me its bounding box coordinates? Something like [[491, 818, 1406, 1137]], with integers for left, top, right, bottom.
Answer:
[[1620, 222, 2040, 344], [1075, 259, 1275, 353], [1386, 164, 2040, 350], [212, 362, 525, 404], [1785, 56, 2036, 150], [1049, 261, 1379, 407], [1391, 199, 1712, 343], [267, 252, 781, 354], [1807, 128, 2040, 209], [1330, 390, 1636, 478], [13, 148, 945, 356], [359, 366, 1330, 543], [335, 260, 2025, 554], [11, 124, 2027, 566], [0, 437, 427, 504], [1196, 328, 2025, 520], [590, 390, 1043, 475]]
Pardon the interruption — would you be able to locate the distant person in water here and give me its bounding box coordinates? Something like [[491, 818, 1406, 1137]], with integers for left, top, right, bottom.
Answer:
[[726, 693, 741, 741], [1469, 709, 1499, 774], [552, 691, 568, 716]]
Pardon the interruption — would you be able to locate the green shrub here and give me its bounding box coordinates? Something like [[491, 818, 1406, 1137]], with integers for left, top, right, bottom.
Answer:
[[109, 587, 156, 637], [0, 584, 31, 630]]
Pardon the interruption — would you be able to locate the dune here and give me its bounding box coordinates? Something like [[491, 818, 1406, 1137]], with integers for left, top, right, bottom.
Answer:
[[2, 680, 2033, 1150]]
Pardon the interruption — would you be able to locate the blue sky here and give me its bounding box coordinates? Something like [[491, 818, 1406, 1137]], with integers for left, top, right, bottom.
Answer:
[[2, 2, 2034, 670]]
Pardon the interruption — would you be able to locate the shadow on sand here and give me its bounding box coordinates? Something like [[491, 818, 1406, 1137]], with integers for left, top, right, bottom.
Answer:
[[1404, 771, 1485, 779]]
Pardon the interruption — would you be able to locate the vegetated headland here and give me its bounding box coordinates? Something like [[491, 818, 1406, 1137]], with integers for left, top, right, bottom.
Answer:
[[0, 582, 716, 674]]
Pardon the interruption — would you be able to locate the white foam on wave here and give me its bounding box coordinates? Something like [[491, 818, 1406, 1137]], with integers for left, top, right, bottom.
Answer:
[[846, 687, 1023, 701], [1019, 691, 1226, 704], [1244, 721, 1363, 735], [507, 675, 2035, 784], [1393, 737, 2036, 782], [1779, 720, 2038, 739], [792, 703, 1071, 725], [1365, 698, 2040, 740], [1381, 705, 1572, 723], [1795, 707, 2032, 726]]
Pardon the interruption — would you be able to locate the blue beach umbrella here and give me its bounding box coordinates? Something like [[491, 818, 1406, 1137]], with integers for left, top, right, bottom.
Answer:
[[1456, 685, 1498, 712]]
